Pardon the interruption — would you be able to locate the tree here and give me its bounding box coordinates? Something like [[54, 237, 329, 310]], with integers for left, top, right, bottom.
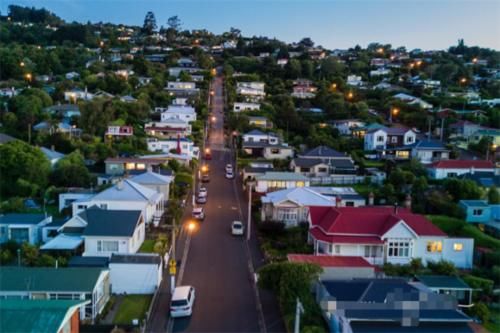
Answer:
[[487, 185, 500, 204], [298, 37, 314, 48], [167, 15, 182, 31], [443, 178, 482, 201], [142, 11, 157, 35], [0, 141, 50, 198], [49, 151, 91, 188]]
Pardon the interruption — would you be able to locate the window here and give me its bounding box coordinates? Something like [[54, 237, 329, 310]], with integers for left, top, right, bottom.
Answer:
[[328, 244, 333, 254], [453, 243, 463, 251], [270, 148, 280, 154], [388, 240, 410, 257], [10, 228, 30, 243], [472, 209, 483, 216], [77, 205, 87, 210], [364, 245, 380, 257], [391, 136, 398, 143], [447, 172, 458, 178], [396, 151, 410, 158], [97, 240, 119, 252], [300, 167, 310, 173], [277, 208, 297, 221], [427, 241, 442, 253], [345, 201, 354, 207], [296, 181, 305, 187], [125, 163, 135, 170], [377, 136, 384, 142], [406, 136, 414, 144], [318, 167, 328, 173], [100, 204, 108, 210]]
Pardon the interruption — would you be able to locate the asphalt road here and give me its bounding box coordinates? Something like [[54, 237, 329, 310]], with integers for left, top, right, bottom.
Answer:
[[172, 76, 262, 332]]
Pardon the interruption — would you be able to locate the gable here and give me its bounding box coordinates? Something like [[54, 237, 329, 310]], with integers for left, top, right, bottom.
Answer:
[[60, 215, 87, 230], [276, 199, 300, 207], [382, 221, 418, 240]]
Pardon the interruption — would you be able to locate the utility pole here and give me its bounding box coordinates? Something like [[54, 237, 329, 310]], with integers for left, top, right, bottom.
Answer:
[[170, 218, 177, 293], [294, 298, 305, 333]]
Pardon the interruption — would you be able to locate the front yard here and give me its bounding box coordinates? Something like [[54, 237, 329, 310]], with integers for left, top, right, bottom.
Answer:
[[113, 295, 153, 325], [258, 223, 313, 262]]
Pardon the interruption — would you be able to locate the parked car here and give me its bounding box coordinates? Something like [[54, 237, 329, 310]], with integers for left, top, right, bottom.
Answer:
[[231, 221, 244, 236], [192, 207, 205, 220], [204, 148, 212, 160], [196, 194, 207, 204], [170, 286, 196, 318], [201, 173, 210, 182], [226, 169, 234, 179], [225, 164, 233, 173], [198, 187, 207, 197]]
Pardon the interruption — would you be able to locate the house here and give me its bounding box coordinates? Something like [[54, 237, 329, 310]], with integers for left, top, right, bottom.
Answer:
[[0, 267, 110, 322], [255, 172, 310, 193], [64, 88, 93, 103], [242, 162, 274, 181], [105, 157, 164, 176], [291, 146, 357, 177], [459, 170, 500, 187], [159, 104, 197, 123], [261, 187, 366, 226], [288, 254, 377, 280], [449, 120, 482, 139], [59, 190, 94, 212], [131, 171, 174, 203], [147, 137, 197, 158], [105, 125, 133, 137], [109, 253, 162, 294], [65, 72, 80, 80], [316, 278, 472, 333], [0, 299, 90, 333], [145, 119, 192, 138], [291, 79, 317, 99], [427, 160, 495, 180], [78, 207, 145, 257], [72, 179, 164, 225], [0, 214, 52, 245], [308, 206, 474, 268], [369, 68, 391, 77], [233, 102, 260, 112], [120, 95, 137, 103], [248, 116, 272, 128], [165, 81, 199, 97], [242, 130, 294, 160], [236, 82, 265, 101], [168, 67, 202, 77], [44, 104, 80, 119], [460, 200, 500, 233], [415, 275, 473, 307], [409, 140, 450, 164], [138, 76, 152, 86], [364, 126, 417, 151], [470, 128, 500, 146], [33, 121, 82, 137], [331, 119, 366, 136], [393, 92, 433, 109], [346, 75, 363, 86]]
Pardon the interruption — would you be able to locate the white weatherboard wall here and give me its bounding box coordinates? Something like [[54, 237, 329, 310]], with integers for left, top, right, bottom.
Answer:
[[109, 262, 162, 294]]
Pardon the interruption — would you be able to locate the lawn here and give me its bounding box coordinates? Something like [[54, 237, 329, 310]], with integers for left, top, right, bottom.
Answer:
[[113, 295, 153, 325], [139, 239, 155, 253], [428, 215, 500, 250], [363, 160, 384, 168]]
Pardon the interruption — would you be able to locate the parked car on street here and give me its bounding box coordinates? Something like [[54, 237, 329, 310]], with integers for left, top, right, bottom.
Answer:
[[202, 173, 210, 182], [231, 221, 244, 236], [226, 169, 234, 179], [192, 207, 205, 220], [198, 187, 207, 197], [196, 194, 207, 204], [225, 164, 233, 173], [170, 286, 196, 318]]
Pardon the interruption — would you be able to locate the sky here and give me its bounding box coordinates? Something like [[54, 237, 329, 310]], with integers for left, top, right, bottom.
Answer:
[[2, 0, 500, 50]]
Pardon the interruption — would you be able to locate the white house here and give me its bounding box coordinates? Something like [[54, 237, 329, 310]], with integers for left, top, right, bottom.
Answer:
[[427, 160, 495, 180], [233, 102, 260, 113], [59, 191, 94, 212], [145, 118, 192, 138], [72, 179, 164, 226], [165, 81, 199, 96], [109, 253, 162, 294], [77, 208, 145, 257], [369, 68, 391, 77], [347, 75, 363, 86], [147, 137, 196, 159], [159, 105, 197, 123], [393, 93, 433, 109], [243, 129, 279, 145], [236, 82, 265, 100], [331, 119, 366, 135], [364, 126, 417, 151], [0, 214, 52, 245], [64, 88, 93, 103], [255, 172, 310, 193], [308, 206, 473, 268], [131, 171, 174, 203]]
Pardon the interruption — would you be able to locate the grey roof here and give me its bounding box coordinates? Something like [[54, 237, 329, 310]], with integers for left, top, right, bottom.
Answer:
[[40, 147, 65, 160], [0, 267, 106, 292], [245, 129, 267, 136], [90, 179, 162, 202], [242, 141, 292, 149], [131, 171, 174, 185], [0, 133, 17, 144], [416, 275, 471, 289], [411, 140, 449, 150], [256, 172, 309, 181], [110, 253, 161, 265], [302, 145, 345, 158], [0, 214, 47, 225], [292, 157, 355, 169], [68, 256, 109, 268], [80, 207, 142, 237]]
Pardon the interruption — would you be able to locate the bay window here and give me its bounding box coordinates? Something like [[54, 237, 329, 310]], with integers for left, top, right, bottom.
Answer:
[[388, 240, 410, 257]]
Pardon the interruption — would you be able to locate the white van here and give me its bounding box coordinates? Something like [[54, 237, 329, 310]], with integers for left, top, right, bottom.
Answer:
[[170, 286, 196, 318]]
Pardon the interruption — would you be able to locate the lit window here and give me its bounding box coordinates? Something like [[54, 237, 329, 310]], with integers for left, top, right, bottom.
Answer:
[[136, 163, 146, 170], [453, 243, 463, 251], [125, 163, 135, 170], [296, 181, 305, 187], [427, 241, 442, 253]]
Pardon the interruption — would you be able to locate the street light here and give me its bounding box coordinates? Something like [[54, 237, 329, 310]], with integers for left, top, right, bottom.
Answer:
[[331, 83, 337, 91], [187, 221, 197, 233], [19, 61, 25, 67], [460, 77, 467, 84], [25, 73, 32, 82], [389, 107, 399, 123], [246, 181, 256, 241], [376, 47, 384, 54], [211, 116, 216, 123], [346, 91, 353, 100], [472, 57, 478, 64]]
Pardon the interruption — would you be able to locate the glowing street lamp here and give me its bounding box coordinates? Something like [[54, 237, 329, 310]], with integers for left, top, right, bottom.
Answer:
[[25, 73, 32, 82], [187, 220, 197, 233], [416, 60, 423, 67], [377, 47, 384, 54], [460, 77, 467, 84], [211, 116, 216, 122], [331, 83, 337, 91], [389, 107, 399, 123], [20, 61, 25, 67], [99, 41, 104, 47], [347, 91, 354, 100], [472, 57, 478, 64], [201, 164, 208, 173]]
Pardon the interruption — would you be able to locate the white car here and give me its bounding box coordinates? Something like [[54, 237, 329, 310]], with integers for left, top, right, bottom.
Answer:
[[198, 187, 207, 197], [170, 286, 195, 318], [225, 164, 233, 173], [231, 221, 244, 236], [192, 207, 205, 220], [196, 194, 207, 204], [226, 170, 234, 179]]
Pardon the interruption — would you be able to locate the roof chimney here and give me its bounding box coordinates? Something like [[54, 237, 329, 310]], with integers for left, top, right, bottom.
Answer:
[[116, 179, 124, 190], [368, 192, 375, 206], [336, 196, 342, 208], [393, 203, 399, 214]]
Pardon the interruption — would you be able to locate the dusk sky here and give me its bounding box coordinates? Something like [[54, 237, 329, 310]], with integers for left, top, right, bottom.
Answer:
[[2, 0, 499, 50]]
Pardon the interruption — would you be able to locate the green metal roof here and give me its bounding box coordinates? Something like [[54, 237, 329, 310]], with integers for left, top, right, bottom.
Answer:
[[256, 172, 309, 181], [416, 275, 471, 289], [0, 213, 46, 225], [0, 299, 88, 333], [0, 267, 107, 292]]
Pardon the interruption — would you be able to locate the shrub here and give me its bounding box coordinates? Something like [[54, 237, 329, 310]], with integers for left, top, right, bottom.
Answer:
[[463, 275, 494, 296], [427, 260, 457, 276], [468, 302, 490, 323], [257, 221, 286, 236]]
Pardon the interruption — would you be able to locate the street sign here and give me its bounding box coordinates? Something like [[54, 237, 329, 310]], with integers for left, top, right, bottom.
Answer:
[[169, 259, 177, 275]]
